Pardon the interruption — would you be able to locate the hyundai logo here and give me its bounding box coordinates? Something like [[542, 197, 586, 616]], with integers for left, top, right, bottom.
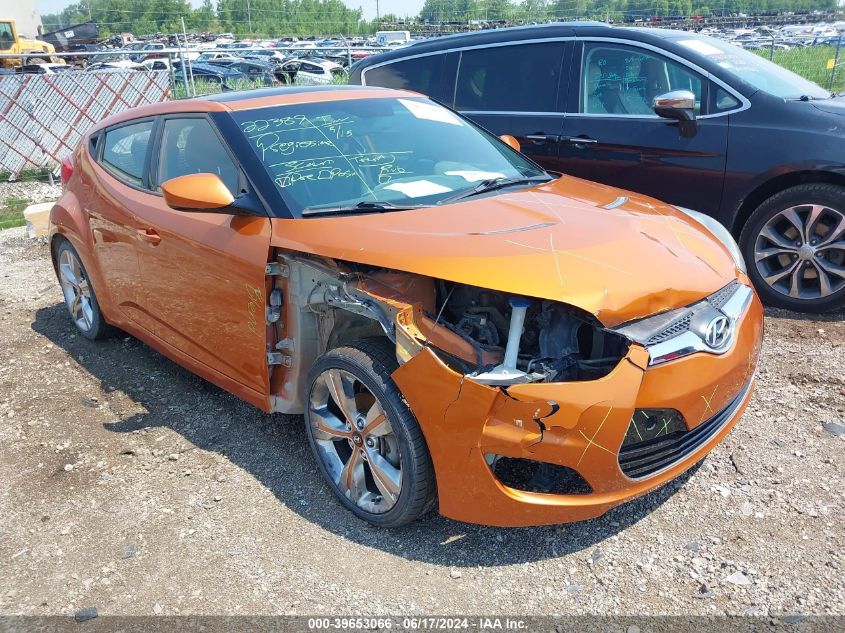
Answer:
[[704, 315, 731, 349]]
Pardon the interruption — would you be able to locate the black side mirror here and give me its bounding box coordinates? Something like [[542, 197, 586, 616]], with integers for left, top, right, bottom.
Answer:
[[652, 90, 698, 138]]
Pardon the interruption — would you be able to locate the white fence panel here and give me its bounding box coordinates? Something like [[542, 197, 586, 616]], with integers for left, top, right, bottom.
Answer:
[[0, 71, 170, 178]]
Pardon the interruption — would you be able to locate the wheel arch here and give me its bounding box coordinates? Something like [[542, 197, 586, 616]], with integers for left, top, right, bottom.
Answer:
[[731, 170, 845, 237]]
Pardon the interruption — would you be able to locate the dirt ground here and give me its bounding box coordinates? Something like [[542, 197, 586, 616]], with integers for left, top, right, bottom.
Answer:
[[0, 226, 843, 617]]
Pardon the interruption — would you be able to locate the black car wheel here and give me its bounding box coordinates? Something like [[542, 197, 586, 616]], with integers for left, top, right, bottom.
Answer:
[[304, 338, 437, 527], [740, 183, 845, 312]]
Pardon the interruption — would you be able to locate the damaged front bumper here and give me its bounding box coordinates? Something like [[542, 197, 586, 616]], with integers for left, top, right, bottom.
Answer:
[[391, 289, 764, 527]]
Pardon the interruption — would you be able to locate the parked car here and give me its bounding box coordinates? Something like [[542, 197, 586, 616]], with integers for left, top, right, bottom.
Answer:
[[173, 60, 247, 90], [351, 23, 845, 312], [51, 86, 762, 527], [18, 62, 75, 74], [207, 58, 277, 85], [243, 48, 286, 63], [276, 57, 345, 84], [86, 60, 146, 72]]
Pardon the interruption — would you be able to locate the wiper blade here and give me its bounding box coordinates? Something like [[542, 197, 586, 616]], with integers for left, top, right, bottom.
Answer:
[[301, 200, 422, 217], [438, 175, 552, 204]]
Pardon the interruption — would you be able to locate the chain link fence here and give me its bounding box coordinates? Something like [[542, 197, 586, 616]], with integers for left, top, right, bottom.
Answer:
[[748, 37, 845, 93]]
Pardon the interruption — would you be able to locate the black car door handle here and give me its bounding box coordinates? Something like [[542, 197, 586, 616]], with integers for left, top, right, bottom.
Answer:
[[525, 134, 561, 144], [561, 136, 598, 145]]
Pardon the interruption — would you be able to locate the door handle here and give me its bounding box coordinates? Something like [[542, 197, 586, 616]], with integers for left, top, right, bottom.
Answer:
[[561, 136, 598, 146], [137, 228, 161, 246], [525, 134, 561, 144]]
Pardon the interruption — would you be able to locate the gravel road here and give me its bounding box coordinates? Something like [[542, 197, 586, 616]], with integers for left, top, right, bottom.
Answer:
[[0, 226, 843, 617]]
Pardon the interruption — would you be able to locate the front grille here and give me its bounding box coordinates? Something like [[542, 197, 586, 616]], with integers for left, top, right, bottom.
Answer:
[[618, 382, 750, 480], [643, 281, 740, 346], [707, 280, 741, 310], [646, 313, 693, 345]]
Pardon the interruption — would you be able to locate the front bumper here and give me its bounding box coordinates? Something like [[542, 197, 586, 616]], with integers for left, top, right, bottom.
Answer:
[[392, 288, 763, 527]]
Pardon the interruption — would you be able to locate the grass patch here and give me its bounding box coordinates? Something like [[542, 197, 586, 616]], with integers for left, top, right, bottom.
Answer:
[[0, 196, 30, 230], [753, 45, 845, 93]]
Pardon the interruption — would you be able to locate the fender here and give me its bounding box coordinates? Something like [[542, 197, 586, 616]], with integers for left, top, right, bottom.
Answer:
[[49, 187, 123, 328], [723, 160, 845, 236]]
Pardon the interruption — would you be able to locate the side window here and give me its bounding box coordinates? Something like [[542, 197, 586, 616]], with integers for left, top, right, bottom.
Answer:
[[712, 86, 741, 113], [156, 117, 240, 195], [0, 22, 14, 51], [100, 120, 154, 187], [364, 54, 446, 96], [582, 43, 703, 116], [455, 42, 564, 112]]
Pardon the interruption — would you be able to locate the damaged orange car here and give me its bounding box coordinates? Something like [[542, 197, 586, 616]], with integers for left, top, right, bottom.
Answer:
[[50, 86, 763, 527]]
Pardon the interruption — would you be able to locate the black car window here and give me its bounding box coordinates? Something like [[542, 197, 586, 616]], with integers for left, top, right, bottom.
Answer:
[[365, 54, 446, 95], [455, 42, 564, 112], [156, 117, 240, 195], [101, 120, 154, 187], [581, 43, 703, 116], [713, 86, 741, 113]]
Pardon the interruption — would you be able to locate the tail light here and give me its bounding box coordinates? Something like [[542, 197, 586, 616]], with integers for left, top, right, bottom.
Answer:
[[60, 156, 74, 187]]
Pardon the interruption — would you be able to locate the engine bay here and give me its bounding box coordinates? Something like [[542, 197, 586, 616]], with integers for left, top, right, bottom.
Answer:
[[431, 281, 631, 384]]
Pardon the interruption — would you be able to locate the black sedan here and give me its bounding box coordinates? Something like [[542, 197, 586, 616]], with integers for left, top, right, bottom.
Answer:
[[351, 23, 845, 312]]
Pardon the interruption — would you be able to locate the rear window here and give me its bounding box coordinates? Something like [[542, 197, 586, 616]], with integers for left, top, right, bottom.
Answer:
[[455, 42, 564, 113], [100, 120, 153, 187]]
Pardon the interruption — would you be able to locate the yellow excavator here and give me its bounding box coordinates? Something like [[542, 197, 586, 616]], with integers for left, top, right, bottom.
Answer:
[[0, 18, 60, 69]]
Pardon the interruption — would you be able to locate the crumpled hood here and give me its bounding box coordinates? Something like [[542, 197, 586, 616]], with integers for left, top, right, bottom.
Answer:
[[269, 175, 738, 327]]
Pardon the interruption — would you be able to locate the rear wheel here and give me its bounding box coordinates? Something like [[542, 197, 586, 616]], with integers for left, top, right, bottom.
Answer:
[[740, 183, 845, 312], [55, 240, 111, 339], [304, 338, 436, 527]]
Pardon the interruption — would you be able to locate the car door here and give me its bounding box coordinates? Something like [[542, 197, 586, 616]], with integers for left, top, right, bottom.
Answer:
[[129, 114, 273, 406], [450, 39, 574, 172], [86, 118, 153, 322], [558, 40, 730, 216]]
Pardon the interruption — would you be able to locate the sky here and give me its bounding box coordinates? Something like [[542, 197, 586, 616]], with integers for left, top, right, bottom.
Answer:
[[34, 0, 425, 23]]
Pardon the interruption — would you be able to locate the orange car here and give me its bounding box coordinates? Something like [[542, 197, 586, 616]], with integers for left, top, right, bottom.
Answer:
[[50, 86, 763, 527]]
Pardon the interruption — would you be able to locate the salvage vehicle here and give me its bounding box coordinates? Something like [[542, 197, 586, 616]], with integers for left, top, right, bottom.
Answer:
[[351, 23, 845, 312], [50, 86, 763, 527], [275, 57, 346, 84]]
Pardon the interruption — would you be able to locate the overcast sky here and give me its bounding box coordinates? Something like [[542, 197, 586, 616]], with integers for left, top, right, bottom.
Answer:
[[35, 0, 424, 24]]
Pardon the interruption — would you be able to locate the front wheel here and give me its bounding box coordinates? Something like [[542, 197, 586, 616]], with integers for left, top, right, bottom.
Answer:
[[740, 183, 845, 312], [304, 338, 437, 527]]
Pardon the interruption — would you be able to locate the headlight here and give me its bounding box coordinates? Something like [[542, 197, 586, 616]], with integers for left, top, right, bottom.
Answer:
[[675, 206, 746, 274]]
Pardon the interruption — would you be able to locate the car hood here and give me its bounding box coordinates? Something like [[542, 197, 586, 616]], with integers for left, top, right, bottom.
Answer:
[[810, 96, 845, 115], [269, 175, 737, 327]]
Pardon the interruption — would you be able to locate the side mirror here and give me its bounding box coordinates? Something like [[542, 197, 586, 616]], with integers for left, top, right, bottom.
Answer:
[[652, 90, 698, 138], [499, 134, 521, 152], [161, 173, 235, 212]]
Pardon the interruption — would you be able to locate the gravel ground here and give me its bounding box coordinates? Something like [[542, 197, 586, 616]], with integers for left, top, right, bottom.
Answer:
[[0, 181, 62, 204], [0, 226, 843, 617]]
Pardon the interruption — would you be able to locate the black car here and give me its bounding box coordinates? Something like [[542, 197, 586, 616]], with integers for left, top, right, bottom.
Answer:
[[350, 23, 845, 312]]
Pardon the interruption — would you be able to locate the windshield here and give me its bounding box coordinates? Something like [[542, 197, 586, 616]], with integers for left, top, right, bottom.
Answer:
[[674, 36, 830, 99], [229, 97, 547, 216]]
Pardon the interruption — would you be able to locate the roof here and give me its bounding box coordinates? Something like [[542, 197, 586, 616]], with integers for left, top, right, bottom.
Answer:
[[87, 85, 416, 132]]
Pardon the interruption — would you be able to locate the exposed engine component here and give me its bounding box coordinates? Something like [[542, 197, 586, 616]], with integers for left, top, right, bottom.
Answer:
[[436, 282, 630, 383]]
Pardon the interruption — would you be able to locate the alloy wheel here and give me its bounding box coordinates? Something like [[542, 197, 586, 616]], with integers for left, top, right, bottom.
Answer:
[[753, 203, 845, 300], [58, 249, 94, 333], [308, 368, 403, 514]]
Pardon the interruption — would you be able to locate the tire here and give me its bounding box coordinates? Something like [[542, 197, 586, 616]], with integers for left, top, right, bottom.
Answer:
[[739, 183, 845, 312], [304, 338, 437, 527], [55, 240, 112, 340]]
